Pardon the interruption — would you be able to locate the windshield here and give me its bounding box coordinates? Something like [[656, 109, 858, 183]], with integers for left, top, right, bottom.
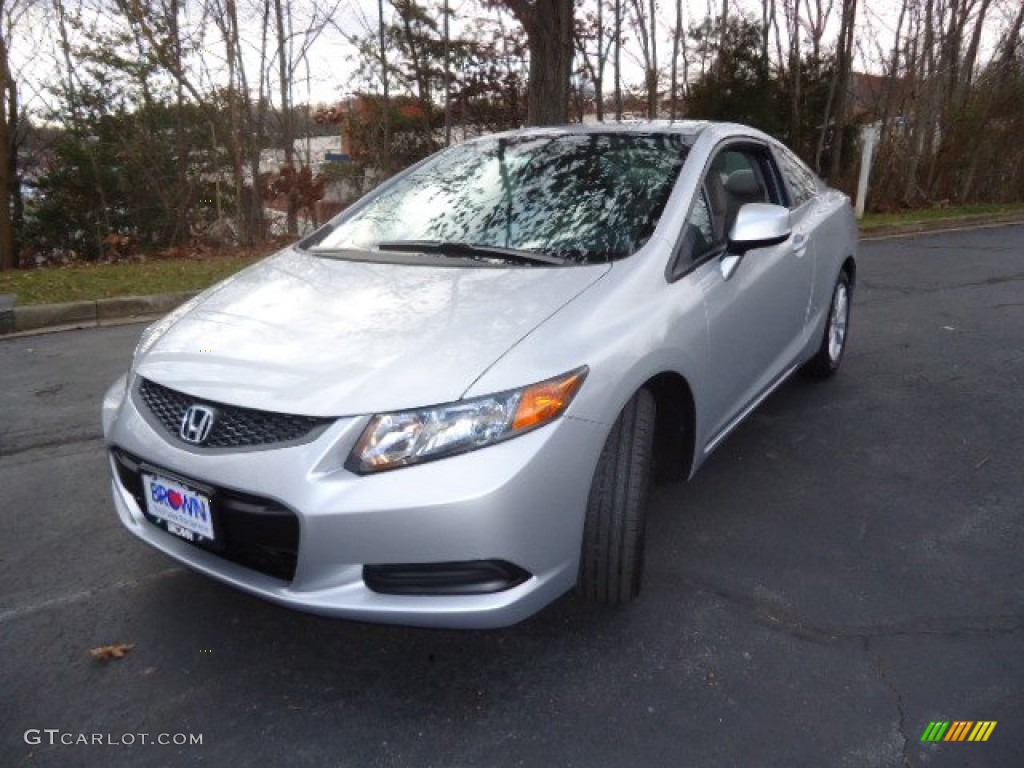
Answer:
[[309, 132, 690, 264]]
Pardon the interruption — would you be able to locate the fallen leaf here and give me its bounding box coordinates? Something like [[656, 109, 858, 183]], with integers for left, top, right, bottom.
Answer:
[[90, 643, 136, 661]]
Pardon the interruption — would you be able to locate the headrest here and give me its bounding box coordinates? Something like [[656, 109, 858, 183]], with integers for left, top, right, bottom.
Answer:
[[725, 169, 762, 198], [705, 171, 728, 213]]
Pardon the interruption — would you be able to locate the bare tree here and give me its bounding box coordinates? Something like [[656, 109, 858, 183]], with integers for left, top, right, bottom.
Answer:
[[826, 0, 857, 181], [52, 0, 112, 255], [802, 0, 835, 63], [0, 0, 20, 270], [379, 0, 391, 166], [273, 0, 297, 233], [872, 0, 909, 188], [614, 0, 622, 118], [784, 0, 802, 151], [596, 0, 605, 120], [669, 0, 684, 119], [574, 1, 613, 120], [954, 0, 995, 108], [628, 0, 658, 117], [443, 0, 451, 142], [1003, 0, 1024, 63], [501, 0, 574, 125], [271, 0, 336, 234], [215, 0, 262, 241], [814, 0, 855, 176]]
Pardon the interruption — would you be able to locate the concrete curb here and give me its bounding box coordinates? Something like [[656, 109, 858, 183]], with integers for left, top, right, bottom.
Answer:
[[2, 212, 1023, 337], [1, 291, 198, 337]]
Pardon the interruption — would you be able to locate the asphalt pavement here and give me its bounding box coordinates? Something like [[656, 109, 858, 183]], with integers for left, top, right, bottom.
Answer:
[[1, 225, 1022, 767]]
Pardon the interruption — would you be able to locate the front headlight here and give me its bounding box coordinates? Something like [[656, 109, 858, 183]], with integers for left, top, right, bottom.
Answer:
[[347, 367, 588, 473]]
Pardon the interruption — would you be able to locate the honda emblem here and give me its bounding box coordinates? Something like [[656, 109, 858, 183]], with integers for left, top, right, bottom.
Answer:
[[180, 405, 216, 445]]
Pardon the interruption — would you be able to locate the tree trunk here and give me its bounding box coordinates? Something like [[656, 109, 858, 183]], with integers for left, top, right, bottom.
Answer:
[[956, 0, 992, 108], [274, 0, 298, 235], [875, 0, 908, 207], [379, 0, 391, 171], [647, 0, 657, 117], [907, 0, 937, 203], [239, 1, 264, 243], [1003, 1, 1024, 63], [670, 0, 682, 120], [808, 0, 824, 62], [443, 0, 452, 143], [0, 28, 16, 270], [788, 0, 801, 153], [55, 0, 110, 256], [614, 0, 622, 118], [827, 0, 858, 182], [169, 0, 190, 246], [595, 0, 604, 120], [223, 0, 249, 242], [506, 0, 574, 126], [720, 0, 729, 59], [627, 0, 656, 117], [760, 0, 770, 64]]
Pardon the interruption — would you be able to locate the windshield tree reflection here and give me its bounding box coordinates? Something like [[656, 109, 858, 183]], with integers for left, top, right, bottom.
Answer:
[[312, 133, 690, 264]]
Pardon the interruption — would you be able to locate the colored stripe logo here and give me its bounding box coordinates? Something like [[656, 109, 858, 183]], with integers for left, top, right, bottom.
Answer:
[[921, 721, 996, 742]]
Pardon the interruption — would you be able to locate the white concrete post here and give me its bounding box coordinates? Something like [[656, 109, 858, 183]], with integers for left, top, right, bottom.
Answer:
[[855, 122, 882, 219]]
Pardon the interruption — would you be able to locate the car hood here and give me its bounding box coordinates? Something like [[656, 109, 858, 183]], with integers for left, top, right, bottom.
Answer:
[[135, 248, 610, 416]]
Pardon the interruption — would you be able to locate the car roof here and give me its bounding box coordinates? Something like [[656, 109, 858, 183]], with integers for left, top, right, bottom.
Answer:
[[474, 120, 777, 147], [479, 120, 707, 142]]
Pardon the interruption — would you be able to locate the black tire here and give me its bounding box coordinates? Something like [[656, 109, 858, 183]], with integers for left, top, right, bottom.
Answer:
[[577, 388, 656, 604], [803, 269, 852, 379]]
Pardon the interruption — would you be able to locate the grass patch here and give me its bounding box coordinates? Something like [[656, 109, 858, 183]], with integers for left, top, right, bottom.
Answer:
[[3, 202, 1024, 306], [0, 252, 267, 306], [860, 202, 1024, 229]]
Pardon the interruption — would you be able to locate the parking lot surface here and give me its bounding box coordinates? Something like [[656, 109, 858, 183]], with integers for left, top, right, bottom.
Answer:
[[2, 225, 1022, 767]]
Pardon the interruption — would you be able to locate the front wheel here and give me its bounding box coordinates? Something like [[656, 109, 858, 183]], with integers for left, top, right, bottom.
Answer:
[[803, 270, 852, 378], [577, 389, 656, 604]]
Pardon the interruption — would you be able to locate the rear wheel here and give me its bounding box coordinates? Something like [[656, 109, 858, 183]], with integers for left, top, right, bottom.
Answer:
[[803, 270, 851, 378], [577, 389, 656, 604]]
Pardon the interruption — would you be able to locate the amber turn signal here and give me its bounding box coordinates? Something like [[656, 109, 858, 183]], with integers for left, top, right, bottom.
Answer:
[[512, 368, 587, 431]]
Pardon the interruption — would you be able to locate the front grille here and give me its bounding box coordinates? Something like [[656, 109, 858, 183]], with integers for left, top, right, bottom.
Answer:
[[137, 377, 331, 449], [112, 449, 300, 582]]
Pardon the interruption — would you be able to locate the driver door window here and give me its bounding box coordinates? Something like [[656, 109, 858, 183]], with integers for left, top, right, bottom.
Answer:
[[683, 147, 774, 262], [714, 149, 771, 238]]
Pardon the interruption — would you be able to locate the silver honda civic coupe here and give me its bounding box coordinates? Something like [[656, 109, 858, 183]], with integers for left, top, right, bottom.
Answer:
[[102, 121, 856, 628]]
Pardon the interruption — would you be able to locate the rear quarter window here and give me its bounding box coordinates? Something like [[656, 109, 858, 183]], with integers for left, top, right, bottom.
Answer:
[[775, 147, 819, 208]]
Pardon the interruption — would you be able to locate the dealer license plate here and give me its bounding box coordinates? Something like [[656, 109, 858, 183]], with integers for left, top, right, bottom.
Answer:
[[142, 472, 215, 543]]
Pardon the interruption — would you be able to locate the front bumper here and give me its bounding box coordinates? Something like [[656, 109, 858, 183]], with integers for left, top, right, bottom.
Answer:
[[104, 377, 608, 628]]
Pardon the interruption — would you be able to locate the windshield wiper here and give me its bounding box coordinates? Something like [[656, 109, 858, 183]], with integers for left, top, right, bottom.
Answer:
[[375, 240, 565, 266]]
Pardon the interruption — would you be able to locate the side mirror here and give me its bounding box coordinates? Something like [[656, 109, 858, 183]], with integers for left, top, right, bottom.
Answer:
[[727, 203, 792, 254]]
